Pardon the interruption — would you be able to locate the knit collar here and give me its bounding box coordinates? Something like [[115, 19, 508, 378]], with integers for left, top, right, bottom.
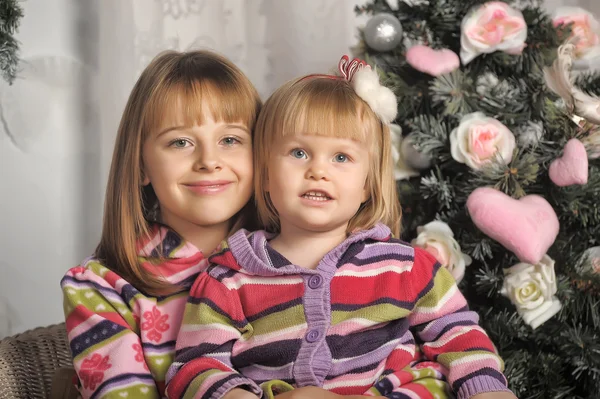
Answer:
[[135, 223, 207, 288], [220, 223, 392, 276], [137, 223, 203, 259]]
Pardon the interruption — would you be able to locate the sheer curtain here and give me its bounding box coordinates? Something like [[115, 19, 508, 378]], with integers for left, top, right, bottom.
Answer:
[[0, 0, 596, 337], [0, 0, 365, 337], [98, 0, 366, 194]]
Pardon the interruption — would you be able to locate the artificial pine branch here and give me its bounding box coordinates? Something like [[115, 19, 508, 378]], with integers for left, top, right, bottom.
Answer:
[[467, 150, 541, 197], [405, 115, 452, 159], [420, 167, 455, 210], [0, 0, 24, 84], [576, 72, 600, 95], [430, 70, 475, 115]]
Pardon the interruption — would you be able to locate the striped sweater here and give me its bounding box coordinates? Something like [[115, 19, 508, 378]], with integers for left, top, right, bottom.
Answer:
[[166, 224, 511, 399], [61, 224, 207, 399]]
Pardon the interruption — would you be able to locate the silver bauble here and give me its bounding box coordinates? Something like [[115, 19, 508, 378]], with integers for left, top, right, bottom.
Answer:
[[400, 134, 432, 170], [364, 13, 402, 52]]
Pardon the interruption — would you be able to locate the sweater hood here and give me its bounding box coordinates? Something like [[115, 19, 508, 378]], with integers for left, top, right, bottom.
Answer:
[[209, 223, 392, 276]]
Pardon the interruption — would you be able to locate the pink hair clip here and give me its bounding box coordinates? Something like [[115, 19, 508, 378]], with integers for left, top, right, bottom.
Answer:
[[300, 56, 370, 82], [299, 55, 397, 124], [338, 55, 370, 82]]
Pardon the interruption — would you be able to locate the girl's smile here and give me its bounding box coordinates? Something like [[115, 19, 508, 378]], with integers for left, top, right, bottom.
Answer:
[[183, 179, 233, 194]]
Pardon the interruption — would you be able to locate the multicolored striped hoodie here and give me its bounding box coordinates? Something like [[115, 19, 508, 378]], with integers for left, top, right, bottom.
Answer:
[[61, 224, 207, 399], [166, 224, 511, 399]]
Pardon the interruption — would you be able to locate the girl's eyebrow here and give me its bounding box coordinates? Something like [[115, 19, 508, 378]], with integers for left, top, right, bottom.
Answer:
[[156, 125, 185, 137], [223, 124, 250, 134], [156, 123, 250, 138]]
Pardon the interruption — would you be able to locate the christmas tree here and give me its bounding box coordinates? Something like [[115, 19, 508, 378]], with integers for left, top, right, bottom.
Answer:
[[0, 0, 23, 84], [355, 1, 600, 397]]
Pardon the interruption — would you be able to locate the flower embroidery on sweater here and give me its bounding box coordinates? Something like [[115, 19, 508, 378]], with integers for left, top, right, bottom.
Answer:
[[133, 343, 149, 370], [80, 353, 112, 390], [142, 306, 170, 342], [133, 313, 140, 327]]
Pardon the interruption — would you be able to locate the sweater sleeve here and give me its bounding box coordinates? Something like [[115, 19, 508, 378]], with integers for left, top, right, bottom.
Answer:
[[407, 247, 511, 399], [165, 271, 262, 399], [61, 263, 159, 399]]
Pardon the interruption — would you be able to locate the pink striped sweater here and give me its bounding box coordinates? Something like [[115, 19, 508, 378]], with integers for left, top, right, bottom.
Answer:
[[166, 225, 511, 399], [61, 224, 207, 398]]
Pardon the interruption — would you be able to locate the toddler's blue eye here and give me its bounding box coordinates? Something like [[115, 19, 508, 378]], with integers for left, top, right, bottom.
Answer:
[[173, 139, 188, 148], [291, 149, 307, 159], [334, 154, 348, 162]]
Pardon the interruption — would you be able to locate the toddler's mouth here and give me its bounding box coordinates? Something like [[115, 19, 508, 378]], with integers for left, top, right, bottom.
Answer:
[[301, 190, 332, 201]]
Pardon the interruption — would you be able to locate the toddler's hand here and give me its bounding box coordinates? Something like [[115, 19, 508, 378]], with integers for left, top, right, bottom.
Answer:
[[471, 392, 518, 399], [275, 387, 384, 399], [223, 388, 260, 399]]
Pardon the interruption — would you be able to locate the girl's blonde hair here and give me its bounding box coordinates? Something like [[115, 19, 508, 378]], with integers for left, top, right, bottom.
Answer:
[[254, 76, 401, 237], [96, 50, 261, 295]]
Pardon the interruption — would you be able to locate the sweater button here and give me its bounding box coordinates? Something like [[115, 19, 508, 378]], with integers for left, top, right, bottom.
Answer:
[[305, 329, 320, 343], [308, 275, 323, 289]]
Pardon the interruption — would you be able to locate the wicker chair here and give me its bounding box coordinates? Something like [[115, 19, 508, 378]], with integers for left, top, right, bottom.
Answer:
[[0, 323, 76, 399]]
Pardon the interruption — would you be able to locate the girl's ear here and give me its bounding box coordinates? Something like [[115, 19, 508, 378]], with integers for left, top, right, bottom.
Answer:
[[361, 181, 370, 203], [141, 169, 150, 186]]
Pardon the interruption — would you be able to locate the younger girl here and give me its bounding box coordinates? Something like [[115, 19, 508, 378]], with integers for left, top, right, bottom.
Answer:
[[60, 50, 261, 398], [166, 57, 516, 399]]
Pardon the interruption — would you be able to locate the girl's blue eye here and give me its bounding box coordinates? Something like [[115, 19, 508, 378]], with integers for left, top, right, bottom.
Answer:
[[222, 137, 240, 146], [291, 149, 307, 159], [334, 153, 348, 163], [172, 139, 189, 148]]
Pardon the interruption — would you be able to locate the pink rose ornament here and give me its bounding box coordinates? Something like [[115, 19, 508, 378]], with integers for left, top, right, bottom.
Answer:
[[460, 2, 528, 65], [450, 112, 516, 169], [553, 7, 600, 69]]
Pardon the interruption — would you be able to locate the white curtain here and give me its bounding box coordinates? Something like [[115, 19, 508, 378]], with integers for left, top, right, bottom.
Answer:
[[0, 0, 596, 337], [0, 0, 366, 337]]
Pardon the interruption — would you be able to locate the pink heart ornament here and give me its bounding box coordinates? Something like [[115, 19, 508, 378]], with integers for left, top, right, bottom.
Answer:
[[549, 138, 588, 187], [406, 45, 460, 76], [466, 187, 559, 265]]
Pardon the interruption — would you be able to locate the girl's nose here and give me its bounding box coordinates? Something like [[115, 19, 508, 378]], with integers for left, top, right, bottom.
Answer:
[[306, 159, 328, 180], [195, 146, 221, 171]]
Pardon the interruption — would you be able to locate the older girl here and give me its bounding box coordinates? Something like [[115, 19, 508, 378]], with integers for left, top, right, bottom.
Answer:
[[61, 49, 261, 398]]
